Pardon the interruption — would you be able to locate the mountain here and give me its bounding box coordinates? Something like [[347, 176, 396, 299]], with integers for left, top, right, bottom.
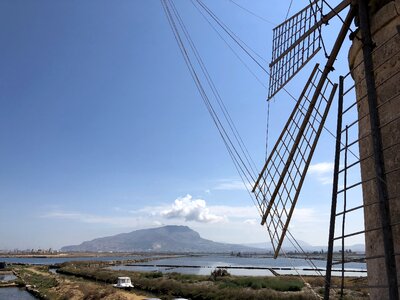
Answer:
[[61, 225, 259, 253]]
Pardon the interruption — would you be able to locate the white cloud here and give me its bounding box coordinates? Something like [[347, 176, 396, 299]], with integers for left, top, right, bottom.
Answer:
[[291, 207, 325, 223], [308, 162, 334, 174], [214, 180, 251, 191], [161, 195, 225, 223], [44, 212, 83, 220], [43, 197, 259, 228], [318, 176, 333, 185], [42, 211, 153, 228], [135, 201, 257, 221], [153, 220, 163, 226], [308, 162, 334, 185], [243, 219, 257, 225], [42, 195, 360, 246], [211, 205, 257, 219]]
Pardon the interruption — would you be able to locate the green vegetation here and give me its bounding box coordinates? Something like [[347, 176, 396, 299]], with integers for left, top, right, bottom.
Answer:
[[10, 263, 369, 299], [15, 266, 59, 298], [166, 272, 209, 283], [13, 264, 152, 300], [218, 276, 303, 291], [143, 271, 163, 279], [58, 262, 312, 300], [209, 268, 230, 280]]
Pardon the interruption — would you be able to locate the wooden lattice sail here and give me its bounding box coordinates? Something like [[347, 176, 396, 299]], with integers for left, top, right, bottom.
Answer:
[[268, 0, 350, 100], [254, 64, 337, 256]]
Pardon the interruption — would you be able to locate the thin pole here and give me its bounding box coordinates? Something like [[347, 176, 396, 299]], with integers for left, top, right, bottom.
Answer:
[[341, 125, 349, 298], [324, 75, 345, 300]]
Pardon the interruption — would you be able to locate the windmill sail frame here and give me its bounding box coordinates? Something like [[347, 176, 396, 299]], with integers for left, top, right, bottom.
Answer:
[[254, 64, 337, 255], [268, 0, 351, 100], [254, 7, 355, 257]]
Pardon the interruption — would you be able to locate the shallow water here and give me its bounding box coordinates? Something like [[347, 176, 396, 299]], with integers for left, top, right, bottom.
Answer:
[[0, 254, 367, 277], [111, 265, 276, 276], [0, 287, 36, 299], [110, 254, 367, 277], [0, 274, 17, 282], [128, 254, 366, 269]]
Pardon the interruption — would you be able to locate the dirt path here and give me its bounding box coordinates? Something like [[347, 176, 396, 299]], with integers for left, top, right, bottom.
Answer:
[[25, 267, 49, 276]]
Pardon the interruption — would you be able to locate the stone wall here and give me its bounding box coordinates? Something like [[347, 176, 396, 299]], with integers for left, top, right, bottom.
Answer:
[[348, 1, 400, 299]]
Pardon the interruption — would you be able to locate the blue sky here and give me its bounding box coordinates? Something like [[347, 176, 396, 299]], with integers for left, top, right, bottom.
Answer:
[[0, 0, 363, 250]]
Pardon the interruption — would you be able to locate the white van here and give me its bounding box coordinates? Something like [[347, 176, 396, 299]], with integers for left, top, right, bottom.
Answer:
[[113, 276, 134, 289]]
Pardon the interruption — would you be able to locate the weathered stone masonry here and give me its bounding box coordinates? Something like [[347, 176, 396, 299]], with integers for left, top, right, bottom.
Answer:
[[349, 1, 400, 298]]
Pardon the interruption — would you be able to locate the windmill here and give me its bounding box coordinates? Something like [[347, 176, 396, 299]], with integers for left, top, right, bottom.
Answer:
[[161, 0, 399, 298], [251, 0, 400, 299]]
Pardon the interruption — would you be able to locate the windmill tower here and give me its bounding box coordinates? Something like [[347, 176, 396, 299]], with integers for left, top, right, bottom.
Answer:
[[343, 1, 400, 298], [252, 0, 400, 299]]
